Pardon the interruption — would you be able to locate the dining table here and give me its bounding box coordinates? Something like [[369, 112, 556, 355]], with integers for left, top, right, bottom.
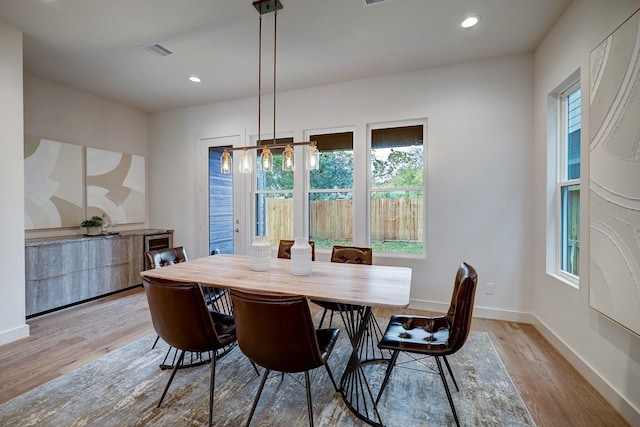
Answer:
[[140, 253, 412, 427]]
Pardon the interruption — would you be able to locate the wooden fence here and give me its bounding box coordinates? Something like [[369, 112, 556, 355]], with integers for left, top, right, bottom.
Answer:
[[265, 198, 423, 242]]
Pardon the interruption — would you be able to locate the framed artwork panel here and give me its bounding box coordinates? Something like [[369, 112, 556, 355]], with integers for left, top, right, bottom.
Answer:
[[86, 147, 145, 224], [24, 137, 84, 230], [589, 8, 640, 336]]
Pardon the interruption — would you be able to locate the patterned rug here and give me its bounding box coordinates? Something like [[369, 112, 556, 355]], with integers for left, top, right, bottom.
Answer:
[[0, 330, 535, 426]]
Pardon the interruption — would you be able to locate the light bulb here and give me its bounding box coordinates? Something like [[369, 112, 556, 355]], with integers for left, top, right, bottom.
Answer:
[[239, 148, 252, 173], [220, 150, 232, 174], [260, 147, 273, 172], [307, 142, 320, 171], [282, 145, 295, 171]]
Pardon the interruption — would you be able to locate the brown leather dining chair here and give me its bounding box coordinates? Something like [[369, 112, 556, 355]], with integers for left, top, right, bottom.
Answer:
[[145, 246, 189, 269], [146, 246, 190, 351], [229, 289, 340, 427], [143, 277, 238, 427], [375, 262, 478, 427], [145, 246, 235, 369], [146, 246, 231, 315], [313, 245, 373, 328], [310, 245, 389, 362], [277, 239, 316, 261]]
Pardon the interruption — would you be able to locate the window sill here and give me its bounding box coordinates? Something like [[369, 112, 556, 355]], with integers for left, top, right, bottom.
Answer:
[[373, 251, 426, 261], [547, 271, 579, 289]]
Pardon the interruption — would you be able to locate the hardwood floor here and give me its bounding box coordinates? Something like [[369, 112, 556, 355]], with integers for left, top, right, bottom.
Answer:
[[0, 287, 154, 404], [0, 288, 630, 426]]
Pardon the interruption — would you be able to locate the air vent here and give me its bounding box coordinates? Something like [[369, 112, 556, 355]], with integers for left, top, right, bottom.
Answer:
[[363, 0, 393, 6], [139, 42, 173, 57]]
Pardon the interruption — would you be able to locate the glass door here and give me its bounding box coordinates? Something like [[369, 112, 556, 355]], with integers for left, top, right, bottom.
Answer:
[[199, 135, 247, 257]]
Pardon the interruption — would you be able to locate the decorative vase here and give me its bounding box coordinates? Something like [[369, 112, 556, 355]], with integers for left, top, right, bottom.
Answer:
[[85, 226, 101, 236], [250, 236, 272, 271], [290, 238, 312, 276]]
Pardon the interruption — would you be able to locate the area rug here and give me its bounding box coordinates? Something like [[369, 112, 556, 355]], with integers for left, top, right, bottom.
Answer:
[[0, 330, 535, 426]]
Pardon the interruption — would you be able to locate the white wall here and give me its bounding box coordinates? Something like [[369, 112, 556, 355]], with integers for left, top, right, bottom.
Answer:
[[25, 73, 149, 157], [150, 53, 535, 318], [23, 73, 151, 239], [0, 22, 28, 345], [533, 0, 640, 423]]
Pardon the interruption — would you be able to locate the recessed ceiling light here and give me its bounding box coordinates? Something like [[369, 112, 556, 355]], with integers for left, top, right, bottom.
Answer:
[[460, 16, 480, 29], [188, 76, 201, 83]]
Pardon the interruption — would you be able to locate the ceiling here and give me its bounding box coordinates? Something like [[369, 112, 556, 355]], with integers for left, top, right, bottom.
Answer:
[[0, 0, 571, 113]]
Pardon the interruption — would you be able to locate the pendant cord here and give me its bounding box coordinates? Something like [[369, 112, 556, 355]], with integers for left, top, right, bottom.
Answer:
[[273, 9, 277, 144], [258, 14, 262, 146]]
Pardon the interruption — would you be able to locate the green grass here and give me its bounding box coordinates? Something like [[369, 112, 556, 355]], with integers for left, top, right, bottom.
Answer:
[[312, 238, 423, 254]]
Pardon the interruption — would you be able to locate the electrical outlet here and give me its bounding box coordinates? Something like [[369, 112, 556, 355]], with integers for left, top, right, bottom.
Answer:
[[486, 282, 495, 295]]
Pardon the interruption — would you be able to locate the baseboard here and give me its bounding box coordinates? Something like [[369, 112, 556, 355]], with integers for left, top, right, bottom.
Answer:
[[531, 315, 640, 426], [0, 323, 30, 346], [408, 298, 535, 323]]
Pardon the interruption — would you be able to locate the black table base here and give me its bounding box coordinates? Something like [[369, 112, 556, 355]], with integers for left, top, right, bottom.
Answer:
[[338, 304, 392, 427]]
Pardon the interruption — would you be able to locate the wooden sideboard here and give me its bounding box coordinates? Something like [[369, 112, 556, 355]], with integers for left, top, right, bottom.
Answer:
[[25, 229, 172, 317]]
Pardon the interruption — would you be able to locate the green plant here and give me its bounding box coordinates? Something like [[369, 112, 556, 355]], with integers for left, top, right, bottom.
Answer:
[[81, 215, 104, 228]]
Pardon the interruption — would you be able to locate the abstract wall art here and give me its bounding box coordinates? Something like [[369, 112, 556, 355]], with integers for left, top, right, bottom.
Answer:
[[24, 137, 84, 230], [589, 8, 640, 336], [86, 147, 145, 225], [24, 138, 146, 230]]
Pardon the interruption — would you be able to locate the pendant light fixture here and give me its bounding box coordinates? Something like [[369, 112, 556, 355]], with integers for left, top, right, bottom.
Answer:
[[256, 0, 280, 173], [219, 0, 319, 175]]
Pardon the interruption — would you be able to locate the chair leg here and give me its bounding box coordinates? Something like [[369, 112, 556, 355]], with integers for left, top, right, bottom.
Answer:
[[151, 334, 161, 349], [158, 350, 185, 407], [209, 354, 216, 427], [251, 361, 260, 376], [318, 308, 328, 328], [435, 356, 460, 427], [304, 370, 314, 427], [375, 350, 400, 405], [246, 368, 270, 427], [443, 355, 459, 392], [160, 345, 178, 370]]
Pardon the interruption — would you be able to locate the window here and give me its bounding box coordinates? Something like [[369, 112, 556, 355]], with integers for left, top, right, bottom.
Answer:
[[255, 137, 294, 242], [369, 123, 425, 254], [557, 83, 581, 279], [307, 131, 354, 249]]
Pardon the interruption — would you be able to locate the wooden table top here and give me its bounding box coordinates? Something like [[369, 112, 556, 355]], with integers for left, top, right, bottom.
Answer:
[[140, 254, 411, 309]]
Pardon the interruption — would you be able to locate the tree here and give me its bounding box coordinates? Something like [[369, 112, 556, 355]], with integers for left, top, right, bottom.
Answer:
[[260, 155, 293, 193], [371, 147, 423, 188], [309, 151, 354, 200]]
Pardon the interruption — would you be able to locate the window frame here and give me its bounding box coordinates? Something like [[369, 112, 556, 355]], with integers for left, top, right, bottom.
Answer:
[[304, 127, 355, 249], [554, 80, 581, 285], [366, 118, 427, 258]]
